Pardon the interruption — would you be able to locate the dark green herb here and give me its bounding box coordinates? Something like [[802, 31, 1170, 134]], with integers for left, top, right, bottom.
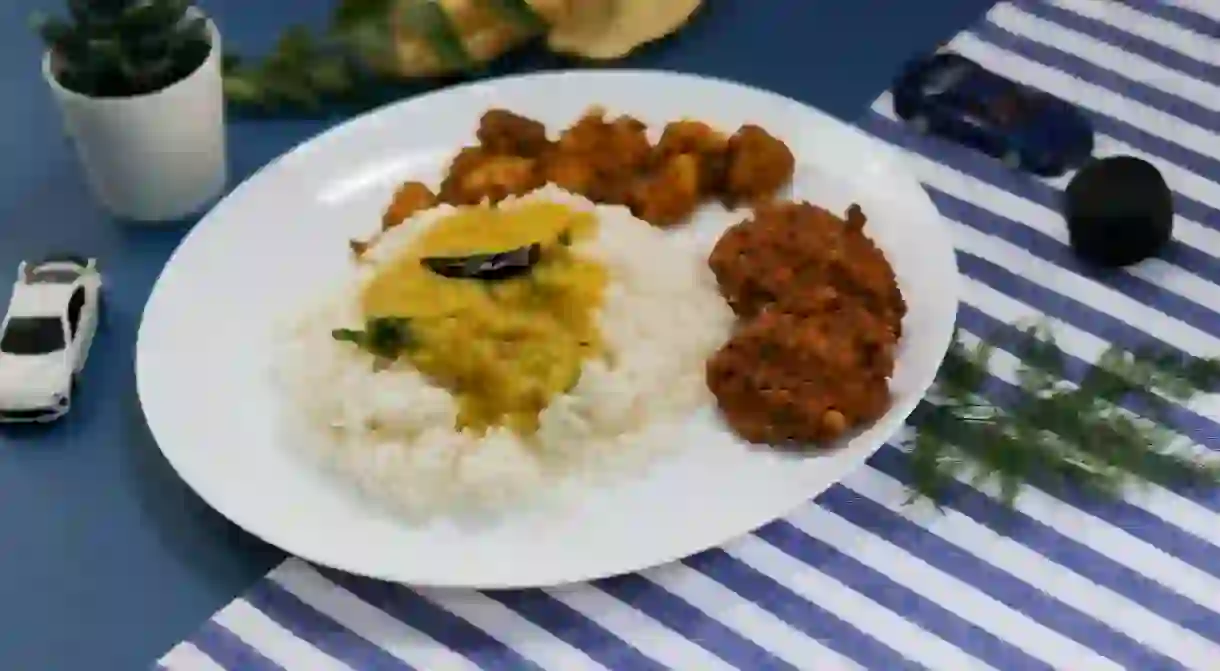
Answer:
[[332, 317, 415, 360], [218, 0, 550, 112], [33, 0, 213, 98], [908, 322, 1220, 507], [398, 0, 475, 72], [331, 0, 396, 33], [223, 26, 357, 110]]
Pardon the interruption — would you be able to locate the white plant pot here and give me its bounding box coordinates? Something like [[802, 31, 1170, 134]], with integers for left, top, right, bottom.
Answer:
[[42, 16, 228, 224]]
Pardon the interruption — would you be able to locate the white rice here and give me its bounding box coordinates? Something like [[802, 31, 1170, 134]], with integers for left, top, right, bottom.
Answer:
[[272, 185, 735, 520]]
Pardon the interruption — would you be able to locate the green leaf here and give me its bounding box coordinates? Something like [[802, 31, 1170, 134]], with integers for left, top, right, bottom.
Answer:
[[222, 70, 265, 105], [1014, 323, 1063, 376], [332, 318, 415, 360], [365, 317, 415, 357], [66, 0, 93, 24], [335, 21, 397, 69], [259, 73, 323, 108], [117, 0, 189, 39], [221, 52, 243, 73], [271, 25, 319, 63], [906, 430, 954, 506], [250, 26, 330, 108], [934, 337, 989, 399], [306, 57, 354, 94], [32, 14, 85, 59], [397, 0, 476, 72], [332, 0, 396, 33], [176, 15, 210, 44], [907, 322, 1220, 509], [331, 328, 366, 345]]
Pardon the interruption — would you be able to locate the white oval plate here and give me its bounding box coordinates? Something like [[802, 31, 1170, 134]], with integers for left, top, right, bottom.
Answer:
[[137, 71, 958, 589]]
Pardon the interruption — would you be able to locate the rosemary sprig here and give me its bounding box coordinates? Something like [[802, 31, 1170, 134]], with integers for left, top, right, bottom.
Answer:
[[907, 322, 1220, 507]]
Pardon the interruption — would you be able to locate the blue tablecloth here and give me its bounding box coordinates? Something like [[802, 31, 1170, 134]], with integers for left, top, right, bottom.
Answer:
[[156, 1, 1220, 669]]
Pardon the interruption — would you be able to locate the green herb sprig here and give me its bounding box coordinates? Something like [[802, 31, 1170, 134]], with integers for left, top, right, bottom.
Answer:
[[223, 26, 361, 111], [332, 317, 416, 361], [908, 322, 1220, 506]]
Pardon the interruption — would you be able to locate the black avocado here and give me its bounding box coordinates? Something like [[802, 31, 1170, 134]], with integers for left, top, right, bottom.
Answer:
[[1063, 156, 1173, 268]]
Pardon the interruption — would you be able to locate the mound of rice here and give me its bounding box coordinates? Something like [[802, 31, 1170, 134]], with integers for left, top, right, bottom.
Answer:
[[272, 185, 735, 519]]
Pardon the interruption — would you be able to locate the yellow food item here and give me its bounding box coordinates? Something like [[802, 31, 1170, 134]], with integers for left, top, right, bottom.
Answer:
[[380, 0, 704, 77], [546, 0, 704, 60], [360, 202, 606, 435]]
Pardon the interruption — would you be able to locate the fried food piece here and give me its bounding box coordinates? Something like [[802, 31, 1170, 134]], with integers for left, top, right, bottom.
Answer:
[[706, 307, 895, 445], [538, 148, 598, 197], [721, 124, 795, 208], [545, 0, 703, 61], [440, 148, 543, 205], [708, 201, 906, 337], [656, 120, 725, 156], [556, 108, 653, 183], [440, 146, 491, 204], [655, 120, 728, 196], [628, 153, 702, 227], [476, 109, 551, 157], [382, 181, 439, 230]]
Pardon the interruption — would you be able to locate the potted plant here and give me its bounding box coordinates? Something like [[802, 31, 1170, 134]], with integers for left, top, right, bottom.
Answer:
[[35, 0, 227, 223]]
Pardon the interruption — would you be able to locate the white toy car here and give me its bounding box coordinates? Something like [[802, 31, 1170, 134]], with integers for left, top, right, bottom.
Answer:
[[0, 256, 102, 422]]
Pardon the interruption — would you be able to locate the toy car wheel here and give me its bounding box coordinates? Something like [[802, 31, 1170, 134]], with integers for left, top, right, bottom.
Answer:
[[910, 115, 931, 134], [1001, 149, 1022, 170]]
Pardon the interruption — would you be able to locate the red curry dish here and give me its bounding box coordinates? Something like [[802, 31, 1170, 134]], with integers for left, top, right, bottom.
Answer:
[[706, 202, 905, 445]]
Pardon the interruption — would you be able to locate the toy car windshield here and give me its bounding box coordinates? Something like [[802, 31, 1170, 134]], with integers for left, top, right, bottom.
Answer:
[[921, 60, 972, 97], [0, 317, 65, 355]]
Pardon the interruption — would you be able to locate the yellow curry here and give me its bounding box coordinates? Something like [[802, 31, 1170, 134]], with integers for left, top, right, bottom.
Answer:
[[358, 202, 607, 435]]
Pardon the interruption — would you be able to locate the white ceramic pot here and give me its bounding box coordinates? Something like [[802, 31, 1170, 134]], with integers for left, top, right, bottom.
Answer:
[[42, 15, 228, 223]]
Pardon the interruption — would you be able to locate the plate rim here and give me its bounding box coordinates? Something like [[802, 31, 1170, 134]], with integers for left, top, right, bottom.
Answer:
[[136, 69, 959, 588]]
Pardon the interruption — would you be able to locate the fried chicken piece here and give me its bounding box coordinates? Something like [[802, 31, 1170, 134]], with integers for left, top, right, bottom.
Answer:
[[628, 153, 702, 227], [476, 109, 551, 158], [538, 149, 598, 197], [439, 146, 490, 204], [556, 108, 653, 181], [381, 181, 438, 230], [708, 201, 906, 337], [655, 120, 729, 196], [721, 124, 795, 208], [656, 120, 726, 156], [706, 307, 895, 445], [586, 174, 638, 206], [439, 148, 543, 205]]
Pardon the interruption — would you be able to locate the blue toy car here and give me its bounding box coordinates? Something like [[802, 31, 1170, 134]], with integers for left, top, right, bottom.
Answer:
[[891, 51, 1094, 177]]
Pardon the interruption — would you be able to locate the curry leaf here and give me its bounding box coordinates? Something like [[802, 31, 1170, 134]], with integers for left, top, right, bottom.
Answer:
[[331, 317, 415, 360]]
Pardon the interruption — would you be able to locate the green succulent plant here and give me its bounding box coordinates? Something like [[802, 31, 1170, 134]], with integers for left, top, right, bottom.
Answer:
[[33, 0, 213, 98]]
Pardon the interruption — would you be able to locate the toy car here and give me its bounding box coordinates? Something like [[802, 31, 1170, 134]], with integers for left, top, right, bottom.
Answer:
[[891, 51, 1094, 177], [0, 255, 102, 422]]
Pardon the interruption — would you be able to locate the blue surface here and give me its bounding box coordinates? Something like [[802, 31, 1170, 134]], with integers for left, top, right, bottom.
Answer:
[[0, 1, 994, 669]]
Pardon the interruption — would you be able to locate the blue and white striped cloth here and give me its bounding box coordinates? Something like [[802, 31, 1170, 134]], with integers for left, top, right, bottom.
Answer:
[[157, 1, 1220, 669]]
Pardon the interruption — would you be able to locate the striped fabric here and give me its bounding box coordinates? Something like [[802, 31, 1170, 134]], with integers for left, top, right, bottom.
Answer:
[[157, 1, 1220, 669]]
